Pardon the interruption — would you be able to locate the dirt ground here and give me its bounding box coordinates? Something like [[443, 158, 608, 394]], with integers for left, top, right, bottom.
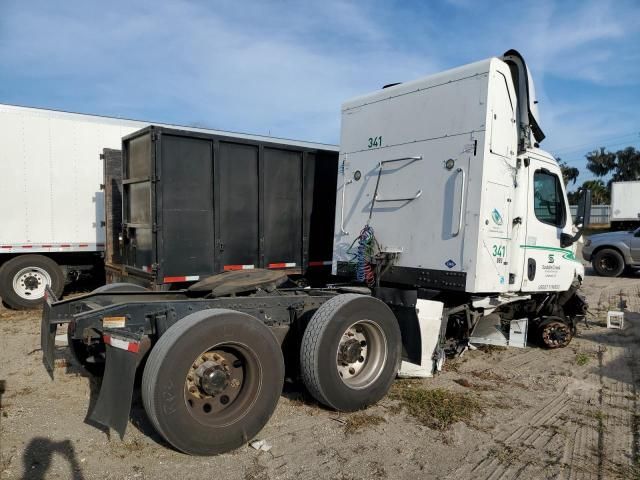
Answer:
[[1, 269, 639, 480]]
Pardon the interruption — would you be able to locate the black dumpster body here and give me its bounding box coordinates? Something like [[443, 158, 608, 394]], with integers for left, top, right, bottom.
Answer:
[[105, 126, 338, 289]]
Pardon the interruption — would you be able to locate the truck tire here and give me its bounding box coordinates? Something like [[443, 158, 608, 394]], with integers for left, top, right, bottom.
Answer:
[[592, 248, 625, 277], [300, 294, 401, 411], [0, 255, 65, 310], [92, 282, 149, 293], [142, 309, 284, 456]]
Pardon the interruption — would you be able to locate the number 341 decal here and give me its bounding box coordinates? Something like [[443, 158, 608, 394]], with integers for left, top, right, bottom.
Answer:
[[492, 245, 506, 257], [367, 136, 382, 148]]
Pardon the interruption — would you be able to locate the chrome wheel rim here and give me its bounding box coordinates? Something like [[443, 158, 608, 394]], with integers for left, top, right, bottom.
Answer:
[[336, 320, 387, 389], [184, 343, 260, 427]]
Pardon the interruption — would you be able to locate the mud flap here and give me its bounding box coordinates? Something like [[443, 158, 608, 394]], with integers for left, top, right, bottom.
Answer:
[[88, 332, 150, 439], [398, 299, 446, 378]]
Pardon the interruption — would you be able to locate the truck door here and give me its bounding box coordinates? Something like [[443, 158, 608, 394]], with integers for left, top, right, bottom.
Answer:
[[477, 181, 512, 291], [520, 157, 576, 292]]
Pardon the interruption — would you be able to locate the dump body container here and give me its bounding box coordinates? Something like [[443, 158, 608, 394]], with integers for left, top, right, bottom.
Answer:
[[107, 126, 339, 288]]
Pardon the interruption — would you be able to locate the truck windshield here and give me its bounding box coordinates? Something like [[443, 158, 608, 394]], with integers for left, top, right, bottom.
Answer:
[[533, 170, 566, 227]]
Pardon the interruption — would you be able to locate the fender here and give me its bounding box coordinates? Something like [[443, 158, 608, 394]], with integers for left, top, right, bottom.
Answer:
[[397, 299, 446, 378]]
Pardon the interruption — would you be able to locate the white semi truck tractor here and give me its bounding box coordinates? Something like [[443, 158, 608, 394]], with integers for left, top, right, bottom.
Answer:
[[42, 50, 589, 455]]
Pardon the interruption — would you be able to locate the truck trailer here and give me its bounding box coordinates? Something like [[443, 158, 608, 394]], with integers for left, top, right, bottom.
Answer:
[[42, 50, 590, 456], [610, 180, 640, 230], [0, 104, 336, 309], [104, 126, 338, 289]]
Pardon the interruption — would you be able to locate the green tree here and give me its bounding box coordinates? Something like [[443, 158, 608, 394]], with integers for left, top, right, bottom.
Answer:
[[586, 146, 640, 183], [558, 158, 579, 186], [581, 179, 609, 204]]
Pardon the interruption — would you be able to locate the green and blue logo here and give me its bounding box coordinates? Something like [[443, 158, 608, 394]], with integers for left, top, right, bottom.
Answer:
[[491, 208, 503, 226]]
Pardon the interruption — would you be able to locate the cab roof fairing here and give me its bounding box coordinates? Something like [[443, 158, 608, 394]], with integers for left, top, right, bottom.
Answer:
[[501, 49, 545, 144]]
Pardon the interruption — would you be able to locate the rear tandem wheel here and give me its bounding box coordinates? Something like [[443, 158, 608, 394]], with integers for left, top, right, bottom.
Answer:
[[141, 309, 284, 456]]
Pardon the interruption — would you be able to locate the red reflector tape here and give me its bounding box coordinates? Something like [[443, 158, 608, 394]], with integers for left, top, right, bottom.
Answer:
[[308, 260, 332, 267], [268, 262, 297, 269], [163, 275, 200, 283], [103, 335, 139, 353], [223, 265, 255, 271]]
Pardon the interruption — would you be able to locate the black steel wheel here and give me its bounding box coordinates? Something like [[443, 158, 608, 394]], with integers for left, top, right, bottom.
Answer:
[[539, 318, 573, 349], [592, 248, 625, 277], [142, 309, 284, 456], [300, 294, 401, 411]]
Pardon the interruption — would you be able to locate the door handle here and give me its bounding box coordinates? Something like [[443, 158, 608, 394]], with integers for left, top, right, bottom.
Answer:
[[452, 167, 466, 237], [340, 179, 353, 235]]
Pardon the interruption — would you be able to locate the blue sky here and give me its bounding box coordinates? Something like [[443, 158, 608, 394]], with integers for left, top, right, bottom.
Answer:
[[1, 0, 639, 188]]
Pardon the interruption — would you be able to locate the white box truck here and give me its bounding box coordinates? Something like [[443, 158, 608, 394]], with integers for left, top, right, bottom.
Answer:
[[0, 104, 149, 308], [42, 50, 590, 456], [610, 180, 640, 230]]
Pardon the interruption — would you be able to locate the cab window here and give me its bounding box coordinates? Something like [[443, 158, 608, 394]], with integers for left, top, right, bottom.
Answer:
[[533, 170, 566, 227]]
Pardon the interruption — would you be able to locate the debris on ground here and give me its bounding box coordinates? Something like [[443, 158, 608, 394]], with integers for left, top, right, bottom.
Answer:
[[249, 439, 272, 452]]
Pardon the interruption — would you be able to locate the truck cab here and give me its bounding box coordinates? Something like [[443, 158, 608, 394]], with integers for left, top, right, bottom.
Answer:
[[333, 50, 585, 297]]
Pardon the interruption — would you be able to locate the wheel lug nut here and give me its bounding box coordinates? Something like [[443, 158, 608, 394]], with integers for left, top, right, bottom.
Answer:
[[349, 368, 355, 375]]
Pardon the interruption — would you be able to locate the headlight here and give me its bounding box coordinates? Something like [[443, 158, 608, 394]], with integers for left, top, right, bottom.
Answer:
[[584, 239, 591, 247]]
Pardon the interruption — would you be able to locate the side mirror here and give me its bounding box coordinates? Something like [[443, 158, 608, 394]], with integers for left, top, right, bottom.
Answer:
[[576, 188, 592, 227], [561, 188, 591, 248]]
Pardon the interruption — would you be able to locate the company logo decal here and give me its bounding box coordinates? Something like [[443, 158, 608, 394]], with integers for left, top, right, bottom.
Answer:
[[445, 259, 456, 269], [491, 208, 504, 226]]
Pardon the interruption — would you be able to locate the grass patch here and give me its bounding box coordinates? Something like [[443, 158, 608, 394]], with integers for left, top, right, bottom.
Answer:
[[470, 370, 507, 382], [575, 352, 591, 366], [476, 345, 508, 354], [343, 413, 386, 435], [389, 381, 483, 430]]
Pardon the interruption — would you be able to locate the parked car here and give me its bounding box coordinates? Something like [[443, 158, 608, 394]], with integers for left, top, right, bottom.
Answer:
[[582, 228, 640, 276]]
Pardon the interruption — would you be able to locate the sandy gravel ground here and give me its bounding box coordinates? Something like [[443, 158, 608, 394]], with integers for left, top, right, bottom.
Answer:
[[1, 269, 639, 480]]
